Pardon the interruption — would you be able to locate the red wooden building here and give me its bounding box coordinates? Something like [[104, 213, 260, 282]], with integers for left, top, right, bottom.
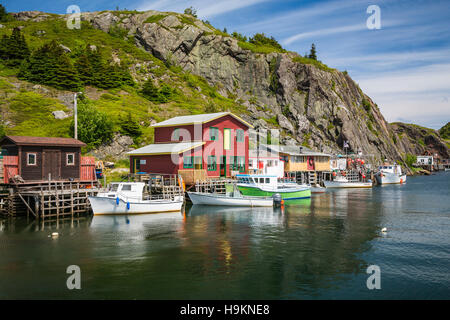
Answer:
[[0, 136, 96, 183], [128, 112, 252, 182]]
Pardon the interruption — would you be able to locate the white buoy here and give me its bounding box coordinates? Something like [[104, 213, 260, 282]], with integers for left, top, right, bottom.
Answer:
[[381, 227, 387, 233], [51, 232, 59, 238]]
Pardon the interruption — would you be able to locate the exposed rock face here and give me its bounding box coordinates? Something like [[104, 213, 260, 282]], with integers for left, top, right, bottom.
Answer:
[[88, 134, 134, 160], [391, 123, 449, 159], [78, 10, 416, 164]]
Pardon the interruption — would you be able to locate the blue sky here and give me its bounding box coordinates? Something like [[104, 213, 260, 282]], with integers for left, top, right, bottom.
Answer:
[[3, 0, 450, 129]]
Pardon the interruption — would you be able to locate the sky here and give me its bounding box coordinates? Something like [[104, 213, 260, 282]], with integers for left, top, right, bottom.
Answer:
[[3, 0, 450, 129]]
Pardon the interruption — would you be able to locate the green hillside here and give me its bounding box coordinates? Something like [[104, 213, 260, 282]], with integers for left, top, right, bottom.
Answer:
[[0, 13, 247, 152]]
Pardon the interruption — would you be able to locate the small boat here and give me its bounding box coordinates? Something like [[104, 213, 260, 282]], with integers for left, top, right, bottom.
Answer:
[[375, 164, 406, 185], [187, 191, 273, 207], [310, 184, 326, 193], [236, 174, 311, 200], [323, 176, 372, 188], [88, 182, 184, 215]]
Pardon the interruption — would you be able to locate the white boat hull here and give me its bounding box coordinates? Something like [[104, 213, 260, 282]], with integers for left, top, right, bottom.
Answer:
[[323, 181, 373, 188], [375, 173, 407, 185], [311, 186, 326, 193], [187, 192, 273, 207], [88, 196, 184, 215]]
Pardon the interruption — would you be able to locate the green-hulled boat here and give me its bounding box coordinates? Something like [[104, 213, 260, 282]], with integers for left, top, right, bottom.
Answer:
[[236, 174, 311, 200]]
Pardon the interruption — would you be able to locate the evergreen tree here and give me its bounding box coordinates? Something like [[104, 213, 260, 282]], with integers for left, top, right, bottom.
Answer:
[[75, 52, 94, 85], [19, 40, 81, 91], [0, 28, 30, 66], [184, 7, 197, 18], [119, 112, 142, 138], [141, 79, 160, 102], [0, 4, 10, 22], [308, 43, 317, 60]]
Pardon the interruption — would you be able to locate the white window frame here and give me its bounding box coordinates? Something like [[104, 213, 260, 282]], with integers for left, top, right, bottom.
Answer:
[[27, 153, 37, 166], [66, 153, 75, 166]]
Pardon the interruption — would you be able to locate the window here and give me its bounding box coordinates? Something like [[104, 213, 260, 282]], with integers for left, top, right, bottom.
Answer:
[[209, 127, 219, 141], [183, 156, 193, 169], [122, 184, 132, 191], [66, 153, 75, 166], [236, 129, 244, 142], [236, 156, 245, 172], [140, 160, 147, 165], [194, 156, 203, 170], [27, 153, 37, 166], [207, 156, 217, 171], [172, 128, 180, 141], [224, 128, 231, 150], [259, 178, 264, 183], [265, 178, 270, 183]]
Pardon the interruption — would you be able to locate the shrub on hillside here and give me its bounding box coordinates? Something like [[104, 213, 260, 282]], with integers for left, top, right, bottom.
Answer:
[[70, 102, 114, 149]]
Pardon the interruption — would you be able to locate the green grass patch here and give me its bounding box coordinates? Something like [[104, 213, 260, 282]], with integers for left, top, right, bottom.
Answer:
[[237, 41, 285, 54], [144, 14, 167, 24], [292, 56, 335, 72]]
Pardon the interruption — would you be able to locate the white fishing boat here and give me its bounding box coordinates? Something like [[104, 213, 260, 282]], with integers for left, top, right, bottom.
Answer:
[[375, 164, 407, 185], [187, 191, 273, 207], [323, 176, 373, 188], [88, 182, 184, 215], [310, 184, 326, 193]]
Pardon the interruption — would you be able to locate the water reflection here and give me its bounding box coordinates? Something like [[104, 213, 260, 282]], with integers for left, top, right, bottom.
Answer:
[[1, 174, 448, 299]]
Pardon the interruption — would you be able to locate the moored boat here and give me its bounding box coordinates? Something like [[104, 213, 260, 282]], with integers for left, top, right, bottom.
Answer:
[[236, 174, 311, 200], [310, 184, 326, 193], [88, 182, 184, 215], [187, 191, 273, 207], [375, 164, 406, 185], [323, 176, 373, 188]]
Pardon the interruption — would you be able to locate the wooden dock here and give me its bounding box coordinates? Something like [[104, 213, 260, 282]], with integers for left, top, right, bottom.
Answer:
[[1, 180, 101, 219]]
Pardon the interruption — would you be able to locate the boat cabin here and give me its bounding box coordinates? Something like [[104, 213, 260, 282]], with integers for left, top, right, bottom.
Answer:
[[378, 164, 402, 175], [100, 182, 146, 201], [236, 174, 278, 188]]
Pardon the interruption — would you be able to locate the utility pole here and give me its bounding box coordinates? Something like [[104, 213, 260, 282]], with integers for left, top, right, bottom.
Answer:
[[73, 92, 82, 139]]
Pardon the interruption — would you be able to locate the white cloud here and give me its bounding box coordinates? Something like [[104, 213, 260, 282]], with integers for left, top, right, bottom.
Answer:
[[357, 64, 450, 128], [281, 24, 366, 46]]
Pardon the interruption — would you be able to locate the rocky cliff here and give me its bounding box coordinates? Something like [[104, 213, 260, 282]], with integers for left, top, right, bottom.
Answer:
[[8, 10, 450, 166]]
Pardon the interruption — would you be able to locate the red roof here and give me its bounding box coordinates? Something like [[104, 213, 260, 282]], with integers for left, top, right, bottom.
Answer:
[[1, 136, 86, 147]]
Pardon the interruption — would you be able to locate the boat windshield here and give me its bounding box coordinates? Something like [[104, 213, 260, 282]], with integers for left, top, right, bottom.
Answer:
[[110, 184, 119, 191]]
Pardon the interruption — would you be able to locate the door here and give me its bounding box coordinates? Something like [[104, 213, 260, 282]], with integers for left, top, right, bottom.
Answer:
[[134, 158, 141, 173], [220, 156, 226, 177], [43, 150, 61, 180]]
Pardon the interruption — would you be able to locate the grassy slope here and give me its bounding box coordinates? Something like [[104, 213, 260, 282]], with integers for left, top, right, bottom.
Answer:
[[0, 15, 248, 150]]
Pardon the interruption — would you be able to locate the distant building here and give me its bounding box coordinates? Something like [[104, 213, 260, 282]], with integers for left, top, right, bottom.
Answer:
[[248, 144, 284, 178], [127, 112, 252, 184], [278, 145, 331, 173], [0, 136, 95, 183], [416, 155, 433, 166]]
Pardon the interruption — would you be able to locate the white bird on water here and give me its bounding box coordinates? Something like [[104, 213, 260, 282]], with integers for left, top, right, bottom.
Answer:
[[381, 227, 387, 233]]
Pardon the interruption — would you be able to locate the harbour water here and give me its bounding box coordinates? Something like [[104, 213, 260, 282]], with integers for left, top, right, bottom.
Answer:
[[0, 172, 449, 299]]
